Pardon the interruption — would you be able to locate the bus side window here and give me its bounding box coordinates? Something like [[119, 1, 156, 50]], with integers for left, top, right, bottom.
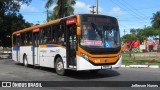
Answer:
[[13, 35, 16, 46], [58, 23, 65, 45], [52, 25, 59, 43], [46, 26, 52, 43], [41, 28, 46, 43], [52, 25, 56, 43], [41, 26, 52, 44], [26, 31, 32, 45], [21, 33, 25, 46]]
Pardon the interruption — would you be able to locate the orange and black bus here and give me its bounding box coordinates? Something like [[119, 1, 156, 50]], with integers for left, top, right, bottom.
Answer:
[[12, 14, 122, 75]]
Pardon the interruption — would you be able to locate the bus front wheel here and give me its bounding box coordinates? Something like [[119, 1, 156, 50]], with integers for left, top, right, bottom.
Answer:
[[55, 58, 65, 76]]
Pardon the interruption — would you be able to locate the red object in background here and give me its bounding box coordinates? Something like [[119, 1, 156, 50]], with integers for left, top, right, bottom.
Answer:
[[149, 59, 155, 63], [127, 40, 140, 48], [153, 42, 156, 48]]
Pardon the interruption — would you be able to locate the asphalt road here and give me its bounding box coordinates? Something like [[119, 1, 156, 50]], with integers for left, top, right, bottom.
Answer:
[[0, 59, 160, 90]]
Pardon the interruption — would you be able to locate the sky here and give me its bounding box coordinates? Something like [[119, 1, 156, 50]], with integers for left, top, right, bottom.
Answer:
[[19, 0, 160, 37]]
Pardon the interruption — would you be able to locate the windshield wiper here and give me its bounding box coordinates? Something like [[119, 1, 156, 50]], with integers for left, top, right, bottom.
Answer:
[[91, 23, 102, 39]]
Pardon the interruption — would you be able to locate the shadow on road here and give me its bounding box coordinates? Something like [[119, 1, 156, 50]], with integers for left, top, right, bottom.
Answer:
[[65, 70, 120, 80], [15, 61, 120, 80]]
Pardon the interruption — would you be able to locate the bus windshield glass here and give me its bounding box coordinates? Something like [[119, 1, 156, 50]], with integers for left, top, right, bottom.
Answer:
[[80, 16, 120, 48]]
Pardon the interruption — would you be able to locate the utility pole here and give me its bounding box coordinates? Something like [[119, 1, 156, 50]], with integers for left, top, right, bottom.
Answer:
[[96, 0, 98, 14], [90, 6, 96, 14], [123, 29, 126, 35]]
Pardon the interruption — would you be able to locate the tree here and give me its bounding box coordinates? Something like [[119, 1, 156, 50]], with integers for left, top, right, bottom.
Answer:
[[0, 0, 31, 15], [45, 0, 76, 20], [151, 11, 160, 44], [130, 28, 137, 35], [121, 34, 137, 57], [0, 0, 32, 47]]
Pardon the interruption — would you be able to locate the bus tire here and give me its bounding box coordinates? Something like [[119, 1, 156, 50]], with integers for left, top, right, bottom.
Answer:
[[55, 57, 65, 76], [23, 55, 28, 67]]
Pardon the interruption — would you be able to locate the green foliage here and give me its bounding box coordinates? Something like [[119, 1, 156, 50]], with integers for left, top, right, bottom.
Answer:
[[0, 0, 32, 15], [151, 11, 160, 29], [45, 0, 76, 20], [121, 34, 137, 43], [0, 0, 32, 47], [151, 11, 160, 44], [130, 28, 137, 35], [124, 27, 159, 43], [143, 26, 159, 36]]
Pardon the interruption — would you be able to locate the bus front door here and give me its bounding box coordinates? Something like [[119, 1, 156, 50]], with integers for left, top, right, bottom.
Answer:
[[33, 32, 39, 65], [16, 35, 20, 62], [66, 24, 77, 68]]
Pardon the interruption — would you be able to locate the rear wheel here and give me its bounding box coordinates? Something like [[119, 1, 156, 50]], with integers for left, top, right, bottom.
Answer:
[[55, 57, 65, 76], [23, 55, 28, 67]]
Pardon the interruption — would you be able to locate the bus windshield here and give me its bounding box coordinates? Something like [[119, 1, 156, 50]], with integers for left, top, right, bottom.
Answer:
[[80, 23, 120, 48]]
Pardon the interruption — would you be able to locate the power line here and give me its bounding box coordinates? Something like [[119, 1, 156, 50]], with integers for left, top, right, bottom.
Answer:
[[121, 0, 149, 20], [115, 0, 148, 23], [110, 0, 148, 24]]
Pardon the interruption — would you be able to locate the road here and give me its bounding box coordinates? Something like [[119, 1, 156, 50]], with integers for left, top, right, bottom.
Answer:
[[0, 59, 160, 90]]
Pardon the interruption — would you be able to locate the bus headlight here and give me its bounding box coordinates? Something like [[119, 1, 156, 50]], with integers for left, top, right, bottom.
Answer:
[[81, 53, 88, 60]]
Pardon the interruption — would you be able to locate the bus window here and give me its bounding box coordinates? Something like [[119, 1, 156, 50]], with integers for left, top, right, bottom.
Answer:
[[58, 23, 66, 45], [21, 33, 25, 46], [51, 25, 55, 43], [41, 26, 52, 44], [26, 31, 32, 45], [13, 35, 16, 46], [58, 33, 64, 43], [52, 24, 65, 44]]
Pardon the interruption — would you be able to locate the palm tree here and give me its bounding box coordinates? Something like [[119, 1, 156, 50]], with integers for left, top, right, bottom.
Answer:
[[45, 0, 76, 20], [151, 11, 160, 44], [130, 29, 136, 35], [151, 11, 160, 28]]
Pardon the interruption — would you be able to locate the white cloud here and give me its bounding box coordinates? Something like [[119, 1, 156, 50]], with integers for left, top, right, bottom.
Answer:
[[109, 7, 127, 14], [48, 4, 56, 11], [74, 1, 91, 14], [21, 4, 37, 12], [74, 1, 105, 14]]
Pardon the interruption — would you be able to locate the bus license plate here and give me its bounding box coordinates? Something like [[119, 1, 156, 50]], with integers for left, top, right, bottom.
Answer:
[[102, 65, 111, 69]]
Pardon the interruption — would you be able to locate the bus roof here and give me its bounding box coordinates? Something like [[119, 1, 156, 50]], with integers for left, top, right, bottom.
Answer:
[[12, 14, 116, 35], [12, 14, 79, 35]]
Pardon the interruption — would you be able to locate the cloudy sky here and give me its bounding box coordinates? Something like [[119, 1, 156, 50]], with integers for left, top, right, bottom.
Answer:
[[19, 0, 160, 36]]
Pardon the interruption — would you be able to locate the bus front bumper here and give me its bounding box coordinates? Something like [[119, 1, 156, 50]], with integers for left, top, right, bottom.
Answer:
[[76, 55, 122, 70], [111, 55, 122, 69]]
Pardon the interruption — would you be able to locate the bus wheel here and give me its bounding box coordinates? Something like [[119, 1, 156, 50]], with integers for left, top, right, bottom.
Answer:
[[55, 58, 65, 76], [23, 55, 28, 67]]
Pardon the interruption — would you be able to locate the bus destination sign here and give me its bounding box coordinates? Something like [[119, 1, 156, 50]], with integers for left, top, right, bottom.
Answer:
[[66, 18, 76, 25]]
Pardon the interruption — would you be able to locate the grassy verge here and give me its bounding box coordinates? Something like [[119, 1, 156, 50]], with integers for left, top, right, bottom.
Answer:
[[122, 53, 160, 66]]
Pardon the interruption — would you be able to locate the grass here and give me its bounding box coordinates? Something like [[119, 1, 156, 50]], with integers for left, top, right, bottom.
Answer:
[[122, 53, 160, 66]]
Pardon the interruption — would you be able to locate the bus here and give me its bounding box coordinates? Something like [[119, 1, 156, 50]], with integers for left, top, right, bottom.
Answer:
[[12, 14, 122, 75]]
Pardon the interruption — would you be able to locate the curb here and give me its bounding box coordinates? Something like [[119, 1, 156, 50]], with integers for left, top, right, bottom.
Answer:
[[149, 65, 159, 68], [121, 65, 159, 68]]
